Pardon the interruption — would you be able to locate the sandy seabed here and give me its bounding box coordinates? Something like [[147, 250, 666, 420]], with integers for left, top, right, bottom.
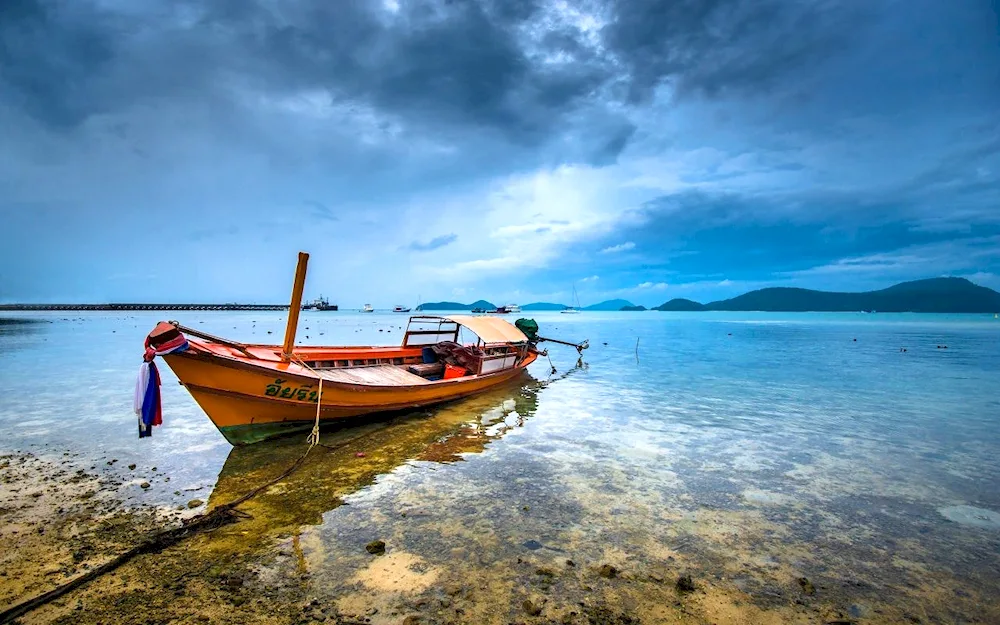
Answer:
[[3, 413, 998, 625]]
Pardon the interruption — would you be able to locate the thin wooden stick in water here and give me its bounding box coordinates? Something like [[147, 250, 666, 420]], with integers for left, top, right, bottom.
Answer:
[[635, 337, 640, 362]]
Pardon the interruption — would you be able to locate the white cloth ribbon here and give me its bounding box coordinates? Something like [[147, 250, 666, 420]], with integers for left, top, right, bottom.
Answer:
[[134, 361, 150, 431]]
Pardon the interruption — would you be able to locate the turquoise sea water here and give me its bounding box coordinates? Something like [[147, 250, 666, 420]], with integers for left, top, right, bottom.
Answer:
[[2, 311, 999, 619]]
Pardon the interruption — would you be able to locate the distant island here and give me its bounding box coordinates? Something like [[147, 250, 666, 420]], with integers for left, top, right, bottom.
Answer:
[[653, 278, 1000, 313], [417, 299, 495, 311], [416, 299, 643, 312], [408, 279, 1000, 314], [583, 299, 635, 311], [653, 298, 704, 312]]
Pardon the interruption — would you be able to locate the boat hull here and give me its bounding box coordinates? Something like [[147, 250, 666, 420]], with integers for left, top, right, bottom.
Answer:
[[163, 350, 535, 445]]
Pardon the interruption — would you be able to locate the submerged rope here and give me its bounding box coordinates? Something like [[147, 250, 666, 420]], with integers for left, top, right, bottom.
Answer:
[[0, 419, 367, 625], [0, 443, 313, 625]]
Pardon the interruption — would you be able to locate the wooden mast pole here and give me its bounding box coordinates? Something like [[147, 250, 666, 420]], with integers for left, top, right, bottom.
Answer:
[[282, 252, 309, 361]]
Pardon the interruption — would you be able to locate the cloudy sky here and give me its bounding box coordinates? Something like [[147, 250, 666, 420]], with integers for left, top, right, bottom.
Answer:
[[1, 0, 998, 306]]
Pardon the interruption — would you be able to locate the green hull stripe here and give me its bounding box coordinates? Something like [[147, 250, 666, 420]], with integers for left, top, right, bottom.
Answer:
[[218, 421, 315, 446]]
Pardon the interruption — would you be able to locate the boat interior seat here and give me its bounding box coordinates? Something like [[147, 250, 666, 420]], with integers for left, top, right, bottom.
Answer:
[[407, 362, 445, 378]]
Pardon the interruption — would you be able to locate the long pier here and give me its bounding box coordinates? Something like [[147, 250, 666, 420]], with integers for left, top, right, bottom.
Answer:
[[0, 303, 292, 312]]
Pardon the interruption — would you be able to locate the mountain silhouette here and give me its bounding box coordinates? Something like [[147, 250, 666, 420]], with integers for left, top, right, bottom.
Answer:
[[654, 278, 1000, 313]]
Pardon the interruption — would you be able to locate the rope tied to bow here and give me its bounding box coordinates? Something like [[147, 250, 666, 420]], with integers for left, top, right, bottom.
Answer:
[[307, 376, 323, 447], [290, 354, 324, 447]]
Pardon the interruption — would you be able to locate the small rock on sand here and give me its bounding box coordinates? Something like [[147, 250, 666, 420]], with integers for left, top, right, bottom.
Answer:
[[365, 540, 386, 555], [522, 599, 543, 616], [676, 574, 696, 592], [598, 564, 618, 579], [187, 499, 204, 509], [797, 577, 816, 595], [140, 482, 151, 489]]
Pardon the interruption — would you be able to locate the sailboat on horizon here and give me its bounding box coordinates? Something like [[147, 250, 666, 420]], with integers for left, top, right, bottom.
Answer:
[[561, 284, 582, 314]]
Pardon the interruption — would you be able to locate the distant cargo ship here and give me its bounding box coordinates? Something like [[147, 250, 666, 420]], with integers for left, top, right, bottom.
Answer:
[[305, 296, 338, 311]]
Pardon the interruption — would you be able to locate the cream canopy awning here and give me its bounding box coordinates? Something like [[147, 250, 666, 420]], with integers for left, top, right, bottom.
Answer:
[[444, 315, 529, 344]]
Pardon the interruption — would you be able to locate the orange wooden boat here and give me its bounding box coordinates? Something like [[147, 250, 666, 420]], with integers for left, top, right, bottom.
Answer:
[[154, 315, 539, 445], [141, 253, 553, 445]]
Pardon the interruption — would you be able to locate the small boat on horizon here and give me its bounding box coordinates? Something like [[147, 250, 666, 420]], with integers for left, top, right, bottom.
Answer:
[[363, 304, 374, 313], [393, 305, 411, 313], [488, 304, 521, 314], [561, 284, 582, 314]]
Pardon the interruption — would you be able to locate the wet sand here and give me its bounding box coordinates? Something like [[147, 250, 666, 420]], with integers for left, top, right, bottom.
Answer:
[[4, 398, 998, 625]]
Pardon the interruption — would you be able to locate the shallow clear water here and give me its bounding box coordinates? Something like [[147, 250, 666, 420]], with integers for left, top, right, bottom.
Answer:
[[2, 311, 999, 619]]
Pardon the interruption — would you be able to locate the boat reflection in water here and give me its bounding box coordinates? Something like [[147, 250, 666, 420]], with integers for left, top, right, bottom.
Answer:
[[205, 375, 544, 535]]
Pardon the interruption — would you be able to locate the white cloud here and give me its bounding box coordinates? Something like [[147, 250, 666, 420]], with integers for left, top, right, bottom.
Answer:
[[600, 241, 635, 254], [637, 281, 669, 290], [961, 271, 1000, 289], [413, 165, 632, 283], [580, 275, 600, 282]]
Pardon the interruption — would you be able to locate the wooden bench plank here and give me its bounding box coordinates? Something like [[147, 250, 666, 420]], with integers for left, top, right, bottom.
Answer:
[[318, 365, 431, 386]]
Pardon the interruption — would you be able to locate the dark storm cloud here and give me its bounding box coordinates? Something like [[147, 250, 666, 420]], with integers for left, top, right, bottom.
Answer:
[[409, 233, 457, 251], [595, 189, 1000, 281], [211, 0, 589, 140], [0, 0, 880, 162], [600, 0, 866, 103], [0, 0, 118, 128], [1, 0, 615, 151]]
